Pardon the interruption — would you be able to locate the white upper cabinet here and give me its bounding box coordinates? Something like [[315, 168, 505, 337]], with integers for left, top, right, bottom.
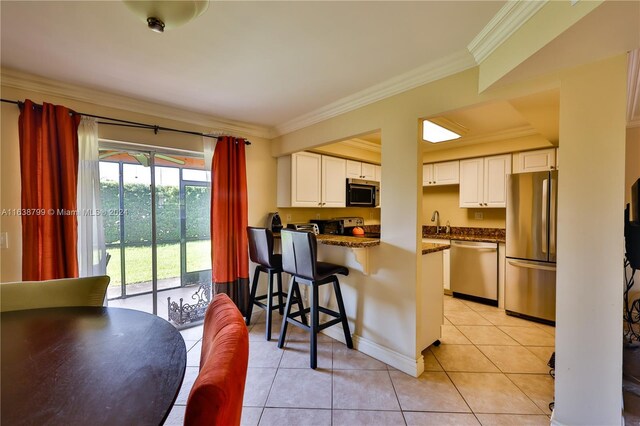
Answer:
[[346, 160, 362, 179], [512, 148, 556, 173], [321, 155, 347, 208], [433, 161, 459, 185], [423, 164, 434, 186], [346, 160, 377, 180], [291, 152, 322, 207], [374, 165, 382, 182], [484, 154, 511, 207], [277, 152, 346, 208], [459, 158, 485, 207], [361, 162, 376, 180], [423, 161, 459, 186], [459, 154, 511, 208]]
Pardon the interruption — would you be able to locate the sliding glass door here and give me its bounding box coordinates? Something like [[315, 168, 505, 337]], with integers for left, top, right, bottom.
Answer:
[[99, 146, 211, 325]]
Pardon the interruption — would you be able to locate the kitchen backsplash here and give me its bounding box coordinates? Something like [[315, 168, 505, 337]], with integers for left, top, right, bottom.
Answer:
[[277, 207, 380, 226]]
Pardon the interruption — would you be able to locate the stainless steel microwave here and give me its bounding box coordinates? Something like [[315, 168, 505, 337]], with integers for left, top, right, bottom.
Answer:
[[346, 178, 379, 207]]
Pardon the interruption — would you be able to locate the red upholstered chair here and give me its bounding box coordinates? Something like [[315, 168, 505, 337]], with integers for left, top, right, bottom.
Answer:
[[184, 293, 249, 426]]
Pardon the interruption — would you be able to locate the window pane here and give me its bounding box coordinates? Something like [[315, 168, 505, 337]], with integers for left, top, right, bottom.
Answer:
[[182, 169, 209, 182]]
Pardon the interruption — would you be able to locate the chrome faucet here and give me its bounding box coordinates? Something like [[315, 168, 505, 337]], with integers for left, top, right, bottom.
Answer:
[[431, 210, 441, 234]]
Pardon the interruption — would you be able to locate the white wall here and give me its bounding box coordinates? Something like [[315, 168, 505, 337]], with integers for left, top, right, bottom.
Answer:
[[553, 55, 627, 425]]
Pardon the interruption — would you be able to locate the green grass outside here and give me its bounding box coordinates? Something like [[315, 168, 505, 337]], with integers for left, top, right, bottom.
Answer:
[[107, 240, 211, 286]]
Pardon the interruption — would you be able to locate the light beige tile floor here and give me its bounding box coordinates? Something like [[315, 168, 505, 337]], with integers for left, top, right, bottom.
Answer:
[[167, 295, 556, 425]]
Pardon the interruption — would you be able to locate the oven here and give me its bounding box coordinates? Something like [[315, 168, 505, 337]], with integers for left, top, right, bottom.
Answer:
[[346, 178, 379, 207]]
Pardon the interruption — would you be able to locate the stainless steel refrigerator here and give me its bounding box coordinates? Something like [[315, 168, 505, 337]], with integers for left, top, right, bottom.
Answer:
[[505, 171, 557, 323]]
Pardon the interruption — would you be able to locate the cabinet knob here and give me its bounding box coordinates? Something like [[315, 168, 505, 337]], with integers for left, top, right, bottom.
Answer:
[[484, 203, 488, 206], [550, 166, 555, 169], [479, 203, 482, 206]]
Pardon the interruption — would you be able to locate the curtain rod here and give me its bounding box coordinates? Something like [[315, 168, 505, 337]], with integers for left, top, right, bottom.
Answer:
[[0, 98, 251, 145]]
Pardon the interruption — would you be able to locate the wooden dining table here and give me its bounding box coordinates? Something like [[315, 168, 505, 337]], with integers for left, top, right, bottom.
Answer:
[[1, 306, 187, 426]]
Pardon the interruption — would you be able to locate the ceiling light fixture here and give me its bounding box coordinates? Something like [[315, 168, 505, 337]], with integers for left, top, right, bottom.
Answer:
[[123, 1, 209, 33], [422, 119, 461, 143]]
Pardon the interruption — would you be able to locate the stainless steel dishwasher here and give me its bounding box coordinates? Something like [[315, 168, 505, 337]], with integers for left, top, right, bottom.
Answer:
[[450, 240, 498, 304]]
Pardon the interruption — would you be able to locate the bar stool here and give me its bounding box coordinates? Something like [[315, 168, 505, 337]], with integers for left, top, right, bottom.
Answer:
[[246, 227, 304, 341], [277, 229, 353, 369]]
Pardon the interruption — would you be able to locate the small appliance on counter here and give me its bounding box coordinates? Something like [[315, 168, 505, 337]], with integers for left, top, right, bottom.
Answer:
[[265, 212, 283, 233], [335, 217, 380, 238], [310, 219, 344, 235], [286, 223, 319, 235]]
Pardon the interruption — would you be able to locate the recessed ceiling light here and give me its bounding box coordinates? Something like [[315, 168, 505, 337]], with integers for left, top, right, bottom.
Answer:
[[422, 119, 461, 143]]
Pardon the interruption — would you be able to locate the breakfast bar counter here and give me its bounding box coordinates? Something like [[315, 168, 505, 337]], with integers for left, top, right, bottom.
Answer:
[[316, 234, 380, 248], [273, 233, 380, 248]]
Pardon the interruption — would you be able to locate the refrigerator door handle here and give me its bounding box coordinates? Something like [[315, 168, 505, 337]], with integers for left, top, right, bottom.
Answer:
[[508, 259, 556, 272], [542, 179, 548, 254], [550, 175, 557, 260]]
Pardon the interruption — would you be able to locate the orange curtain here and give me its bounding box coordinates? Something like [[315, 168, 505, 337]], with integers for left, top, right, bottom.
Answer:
[[211, 136, 249, 314], [19, 99, 81, 280]]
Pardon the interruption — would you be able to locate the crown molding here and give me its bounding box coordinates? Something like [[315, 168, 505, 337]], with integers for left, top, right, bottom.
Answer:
[[342, 138, 381, 153], [0, 68, 272, 139], [467, 0, 548, 65], [274, 49, 477, 137], [627, 49, 640, 125]]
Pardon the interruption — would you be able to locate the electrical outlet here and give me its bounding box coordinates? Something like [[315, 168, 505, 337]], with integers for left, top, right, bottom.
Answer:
[[286, 214, 292, 221], [315, 213, 321, 219], [474, 212, 484, 220], [0, 232, 8, 249]]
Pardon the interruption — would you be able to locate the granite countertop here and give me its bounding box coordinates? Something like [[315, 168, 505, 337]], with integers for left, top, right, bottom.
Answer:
[[316, 234, 380, 248], [422, 242, 450, 255], [422, 233, 505, 244], [422, 226, 506, 244]]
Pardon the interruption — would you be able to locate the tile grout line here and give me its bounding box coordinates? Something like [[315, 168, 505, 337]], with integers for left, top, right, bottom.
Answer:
[[385, 366, 408, 425], [442, 296, 555, 420]]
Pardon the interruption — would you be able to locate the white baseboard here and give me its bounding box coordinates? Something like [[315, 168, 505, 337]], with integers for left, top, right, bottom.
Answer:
[[321, 327, 424, 377]]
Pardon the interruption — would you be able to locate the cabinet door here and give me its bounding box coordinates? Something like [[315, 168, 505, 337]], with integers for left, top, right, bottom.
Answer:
[[374, 165, 382, 182], [443, 248, 451, 291], [291, 152, 322, 207], [361, 163, 376, 180], [484, 154, 511, 207], [321, 156, 346, 208], [346, 160, 362, 179], [434, 161, 459, 185], [514, 148, 556, 173], [459, 158, 484, 207], [423, 164, 434, 186]]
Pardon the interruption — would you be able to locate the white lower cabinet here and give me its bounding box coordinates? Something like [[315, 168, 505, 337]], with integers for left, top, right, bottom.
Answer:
[[423, 238, 450, 291]]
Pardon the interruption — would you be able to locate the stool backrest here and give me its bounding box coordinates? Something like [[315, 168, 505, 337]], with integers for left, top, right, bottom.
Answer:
[[280, 229, 317, 280], [0, 276, 110, 313], [247, 227, 276, 268]]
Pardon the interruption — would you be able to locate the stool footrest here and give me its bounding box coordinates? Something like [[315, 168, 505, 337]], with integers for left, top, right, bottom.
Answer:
[[317, 306, 341, 318], [318, 317, 342, 331]]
